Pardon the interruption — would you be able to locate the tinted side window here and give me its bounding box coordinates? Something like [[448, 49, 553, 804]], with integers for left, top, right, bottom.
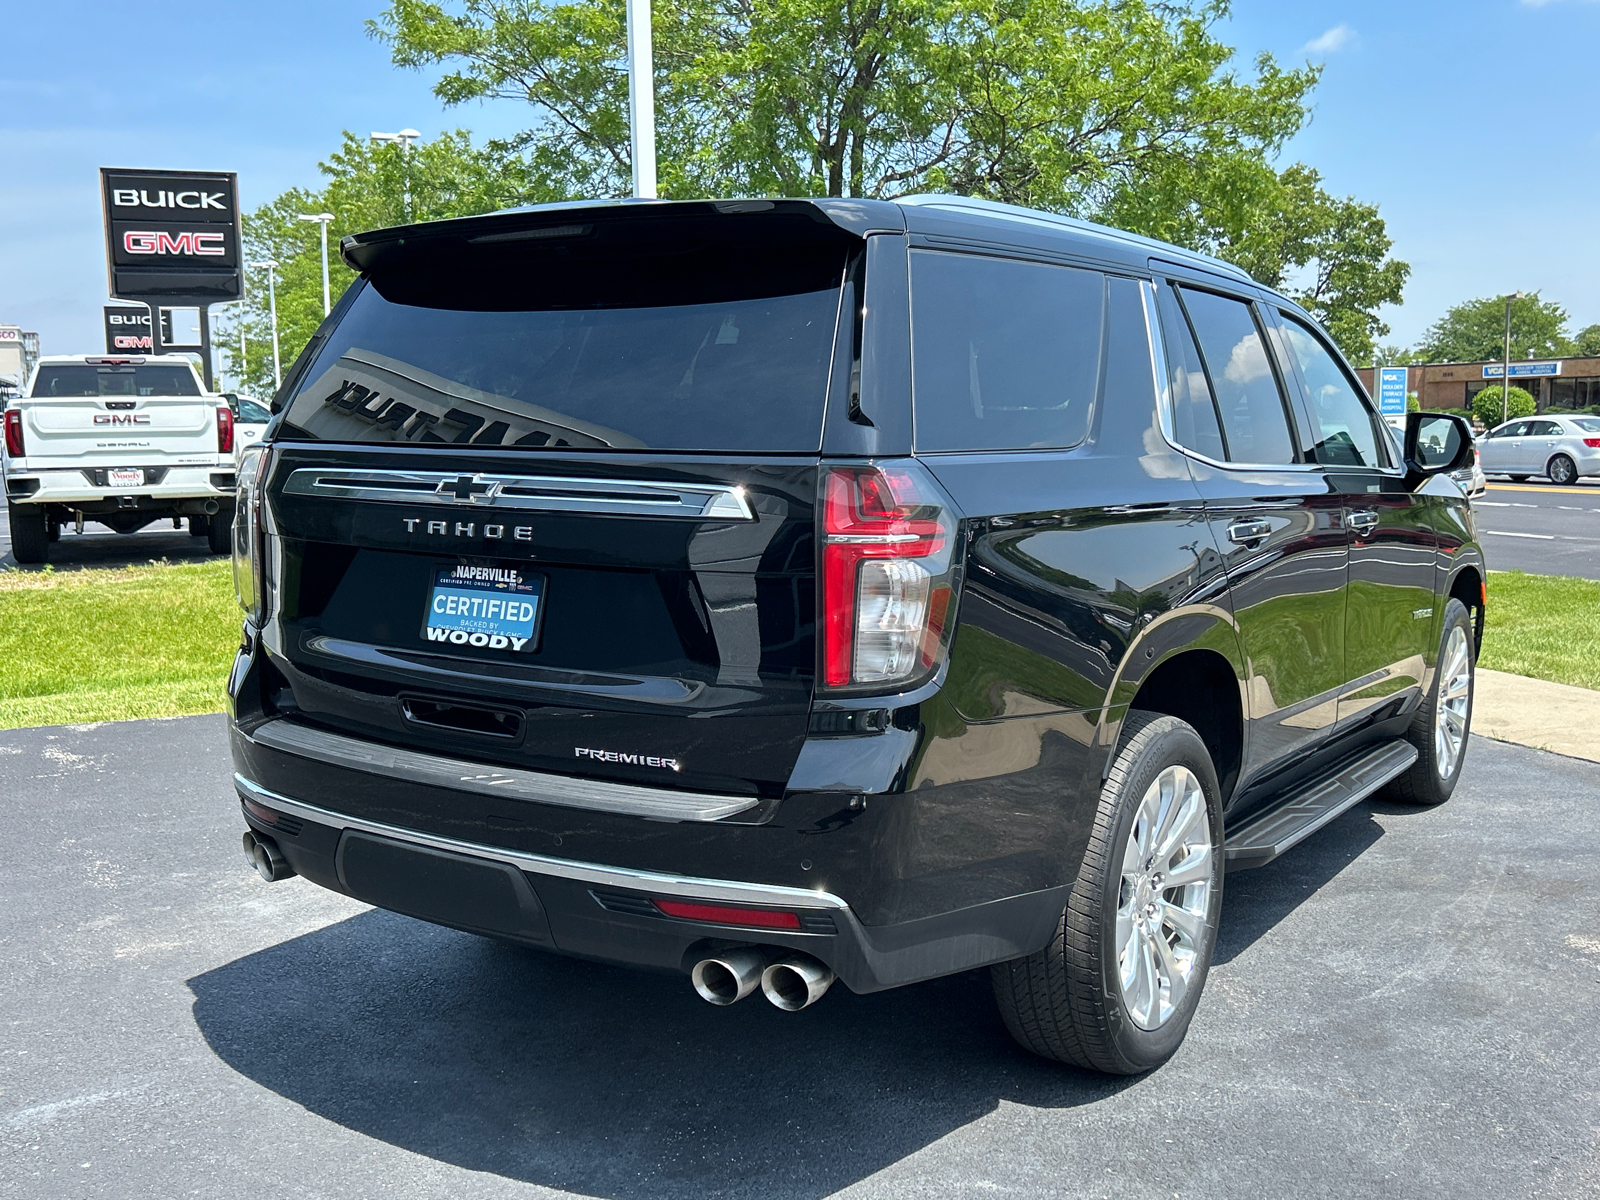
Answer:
[[1178, 288, 1296, 465], [911, 251, 1104, 452], [1488, 422, 1524, 438], [1155, 284, 1226, 460], [1279, 315, 1387, 468], [1529, 420, 1561, 436]]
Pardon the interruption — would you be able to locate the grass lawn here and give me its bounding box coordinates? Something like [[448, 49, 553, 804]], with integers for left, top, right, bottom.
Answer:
[[0, 560, 239, 730], [1480, 570, 1600, 691]]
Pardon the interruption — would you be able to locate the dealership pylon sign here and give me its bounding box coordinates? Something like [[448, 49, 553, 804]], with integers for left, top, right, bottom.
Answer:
[[100, 168, 241, 305]]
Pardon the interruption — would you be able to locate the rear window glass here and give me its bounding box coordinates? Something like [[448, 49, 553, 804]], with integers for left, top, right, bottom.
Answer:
[[32, 365, 200, 398], [910, 250, 1104, 452], [1571, 417, 1600, 433], [280, 246, 845, 453]]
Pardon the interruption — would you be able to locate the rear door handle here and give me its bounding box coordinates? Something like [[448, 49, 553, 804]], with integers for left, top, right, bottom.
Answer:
[[1227, 519, 1273, 545], [1346, 510, 1379, 535]]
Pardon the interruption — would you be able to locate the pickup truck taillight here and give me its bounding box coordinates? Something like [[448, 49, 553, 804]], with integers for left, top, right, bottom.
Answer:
[[3, 410, 22, 457], [217, 405, 234, 454], [819, 462, 961, 691]]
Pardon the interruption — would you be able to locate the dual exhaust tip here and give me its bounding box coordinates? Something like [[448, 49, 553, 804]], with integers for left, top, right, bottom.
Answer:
[[691, 948, 834, 1011], [242, 830, 295, 882]]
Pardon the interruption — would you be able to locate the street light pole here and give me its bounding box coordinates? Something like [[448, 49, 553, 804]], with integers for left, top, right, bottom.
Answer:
[[298, 212, 336, 317], [1501, 291, 1527, 424], [249, 260, 282, 390], [625, 0, 657, 198], [370, 130, 422, 221]]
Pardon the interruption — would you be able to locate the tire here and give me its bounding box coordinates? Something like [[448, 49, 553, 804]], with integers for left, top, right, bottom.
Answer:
[[991, 712, 1224, 1074], [8, 503, 49, 564], [1547, 454, 1577, 486], [206, 507, 234, 555], [1383, 598, 1474, 806], [189, 515, 210, 537]]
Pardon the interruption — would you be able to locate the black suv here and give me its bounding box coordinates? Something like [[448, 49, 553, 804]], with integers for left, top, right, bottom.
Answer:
[[228, 196, 1483, 1074]]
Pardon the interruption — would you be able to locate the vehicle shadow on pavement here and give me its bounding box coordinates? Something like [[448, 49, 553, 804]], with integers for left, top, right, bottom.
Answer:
[[188, 913, 1136, 1199], [0, 528, 220, 573], [1214, 801, 1393, 966]]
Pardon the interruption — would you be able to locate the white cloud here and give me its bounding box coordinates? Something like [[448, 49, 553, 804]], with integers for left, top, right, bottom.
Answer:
[[1301, 23, 1357, 55]]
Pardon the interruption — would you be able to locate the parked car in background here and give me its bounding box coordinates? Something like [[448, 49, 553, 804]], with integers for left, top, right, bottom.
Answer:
[[1450, 436, 1486, 498], [1478, 414, 1600, 484], [227, 196, 1484, 1076], [2, 354, 236, 562], [225, 394, 271, 461]]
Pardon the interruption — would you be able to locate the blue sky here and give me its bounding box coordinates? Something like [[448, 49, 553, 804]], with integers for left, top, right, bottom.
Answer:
[[2, 0, 1596, 362]]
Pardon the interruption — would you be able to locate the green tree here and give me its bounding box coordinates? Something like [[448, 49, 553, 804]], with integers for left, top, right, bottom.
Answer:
[[1572, 323, 1600, 358], [1472, 385, 1536, 429], [231, 129, 556, 396], [1416, 294, 1571, 365]]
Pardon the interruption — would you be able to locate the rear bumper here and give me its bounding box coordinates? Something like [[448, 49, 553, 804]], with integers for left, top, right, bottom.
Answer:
[[6, 463, 235, 507], [230, 722, 1067, 994]]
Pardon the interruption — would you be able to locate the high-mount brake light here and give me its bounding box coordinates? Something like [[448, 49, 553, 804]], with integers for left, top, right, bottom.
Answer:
[[217, 405, 234, 454], [3, 410, 22, 457], [820, 463, 959, 691]]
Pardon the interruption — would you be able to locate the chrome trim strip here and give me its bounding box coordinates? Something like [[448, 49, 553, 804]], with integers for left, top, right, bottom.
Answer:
[[234, 775, 848, 910], [247, 719, 759, 822], [281, 468, 755, 521]]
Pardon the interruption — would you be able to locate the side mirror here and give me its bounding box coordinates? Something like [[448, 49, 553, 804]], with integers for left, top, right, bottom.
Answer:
[[1403, 412, 1473, 490]]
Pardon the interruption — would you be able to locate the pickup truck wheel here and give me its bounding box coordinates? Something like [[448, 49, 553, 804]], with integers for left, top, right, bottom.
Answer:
[[991, 712, 1222, 1074], [8, 503, 49, 564], [206, 508, 234, 554], [1384, 598, 1474, 806]]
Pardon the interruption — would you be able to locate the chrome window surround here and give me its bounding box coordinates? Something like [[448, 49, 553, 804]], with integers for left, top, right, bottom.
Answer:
[[245, 718, 760, 822], [282, 468, 755, 521], [236, 775, 848, 910], [1139, 279, 1320, 475]]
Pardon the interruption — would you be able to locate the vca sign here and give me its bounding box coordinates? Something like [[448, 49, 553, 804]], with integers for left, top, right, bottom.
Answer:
[[100, 168, 241, 304]]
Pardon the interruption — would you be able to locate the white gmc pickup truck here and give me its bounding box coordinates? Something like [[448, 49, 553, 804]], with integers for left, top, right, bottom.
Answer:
[[2, 355, 238, 564]]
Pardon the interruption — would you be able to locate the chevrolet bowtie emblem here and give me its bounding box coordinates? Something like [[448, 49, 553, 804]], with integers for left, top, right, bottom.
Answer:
[[438, 474, 503, 504]]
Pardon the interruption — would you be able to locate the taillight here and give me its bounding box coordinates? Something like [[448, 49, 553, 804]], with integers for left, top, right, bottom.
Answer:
[[1583, 438, 1600, 449], [3, 410, 22, 457], [820, 462, 959, 691], [217, 405, 234, 454], [233, 446, 268, 623]]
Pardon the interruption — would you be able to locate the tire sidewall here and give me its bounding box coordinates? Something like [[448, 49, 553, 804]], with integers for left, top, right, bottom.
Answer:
[[1426, 599, 1475, 797], [1094, 718, 1225, 1072]]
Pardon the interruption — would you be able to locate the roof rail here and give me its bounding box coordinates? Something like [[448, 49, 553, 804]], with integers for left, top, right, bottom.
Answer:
[[894, 194, 1254, 283]]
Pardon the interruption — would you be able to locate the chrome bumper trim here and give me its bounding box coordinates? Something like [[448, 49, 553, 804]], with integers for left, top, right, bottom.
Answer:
[[246, 718, 759, 822], [234, 774, 848, 910]]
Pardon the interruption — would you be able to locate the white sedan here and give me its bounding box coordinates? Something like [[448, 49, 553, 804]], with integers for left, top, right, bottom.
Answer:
[[1478, 414, 1600, 485], [229, 395, 271, 463]]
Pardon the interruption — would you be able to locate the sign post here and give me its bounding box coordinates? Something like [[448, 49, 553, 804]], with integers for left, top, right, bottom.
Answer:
[[1377, 366, 1409, 426], [100, 168, 241, 390]]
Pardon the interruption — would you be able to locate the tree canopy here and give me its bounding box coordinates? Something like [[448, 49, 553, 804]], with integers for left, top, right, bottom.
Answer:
[[1573, 323, 1600, 359], [1415, 293, 1573, 365]]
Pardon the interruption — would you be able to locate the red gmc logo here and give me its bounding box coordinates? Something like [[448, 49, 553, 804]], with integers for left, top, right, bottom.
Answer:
[[122, 230, 227, 257]]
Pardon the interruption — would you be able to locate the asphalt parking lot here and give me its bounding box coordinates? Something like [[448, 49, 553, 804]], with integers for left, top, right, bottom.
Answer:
[[0, 504, 221, 572], [2, 716, 1596, 1199]]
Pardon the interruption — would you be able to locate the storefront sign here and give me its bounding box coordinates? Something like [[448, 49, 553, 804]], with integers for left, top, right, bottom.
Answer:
[[102, 306, 196, 352], [100, 168, 241, 304], [1482, 362, 1561, 379], [1377, 367, 1409, 416]]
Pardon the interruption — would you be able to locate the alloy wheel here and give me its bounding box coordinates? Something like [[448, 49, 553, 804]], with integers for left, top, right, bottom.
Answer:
[[1116, 765, 1212, 1031], [1435, 625, 1472, 778], [1549, 456, 1575, 485]]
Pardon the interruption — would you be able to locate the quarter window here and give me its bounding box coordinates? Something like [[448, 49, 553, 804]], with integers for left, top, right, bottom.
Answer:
[[1155, 284, 1226, 461], [1177, 288, 1297, 465], [1278, 315, 1388, 468], [910, 251, 1105, 452]]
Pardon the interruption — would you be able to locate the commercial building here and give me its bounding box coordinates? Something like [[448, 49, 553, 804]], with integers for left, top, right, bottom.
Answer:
[[1357, 355, 1600, 415]]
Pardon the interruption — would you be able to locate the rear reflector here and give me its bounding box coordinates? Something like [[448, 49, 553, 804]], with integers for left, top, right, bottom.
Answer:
[[652, 898, 803, 930]]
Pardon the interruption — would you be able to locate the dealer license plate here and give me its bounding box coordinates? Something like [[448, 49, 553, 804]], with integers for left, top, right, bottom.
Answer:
[[108, 469, 144, 488], [422, 564, 544, 652]]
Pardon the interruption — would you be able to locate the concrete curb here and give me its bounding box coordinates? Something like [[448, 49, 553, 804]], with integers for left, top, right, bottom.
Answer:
[[1473, 667, 1600, 764]]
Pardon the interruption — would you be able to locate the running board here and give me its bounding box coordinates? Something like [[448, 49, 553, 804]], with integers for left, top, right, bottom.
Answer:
[[1224, 741, 1419, 870]]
